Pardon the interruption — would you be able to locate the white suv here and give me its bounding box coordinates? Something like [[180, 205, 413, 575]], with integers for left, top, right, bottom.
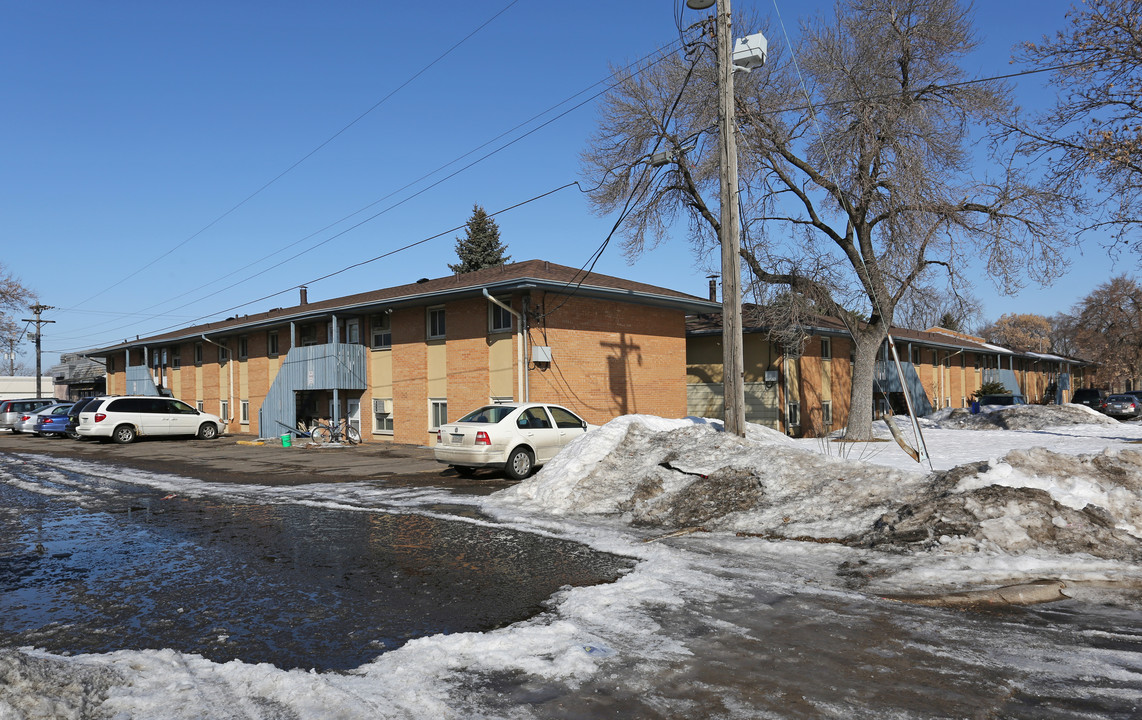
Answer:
[[77, 396, 223, 444]]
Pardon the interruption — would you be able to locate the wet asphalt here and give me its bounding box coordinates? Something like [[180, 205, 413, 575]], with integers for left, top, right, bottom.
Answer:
[[0, 431, 632, 670]]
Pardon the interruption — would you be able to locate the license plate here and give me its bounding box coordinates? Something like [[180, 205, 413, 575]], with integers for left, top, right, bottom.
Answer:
[[451, 433, 464, 444]]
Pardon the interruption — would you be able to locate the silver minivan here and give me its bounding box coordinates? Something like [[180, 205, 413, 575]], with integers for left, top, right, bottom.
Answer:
[[77, 396, 223, 444], [1, 398, 63, 433]]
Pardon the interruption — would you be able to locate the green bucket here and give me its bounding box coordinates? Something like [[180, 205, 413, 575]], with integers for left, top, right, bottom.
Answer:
[[281, 433, 292, 448]]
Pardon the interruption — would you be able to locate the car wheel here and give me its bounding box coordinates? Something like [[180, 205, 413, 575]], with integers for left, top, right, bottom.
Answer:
[[197, 423, 218, 440], [505, 447, 534, 480], [66, 431, 80, 440], [112, 425, 137, 444]]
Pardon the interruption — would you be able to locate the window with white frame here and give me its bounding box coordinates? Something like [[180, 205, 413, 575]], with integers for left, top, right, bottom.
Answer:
[[371, 314, 392, 349], [372, 398, 394, 434], [197, 400, 204, 412], [429, 398, 448, 429], [491, 396, 514, 404], [820, 337, 832, 360], [787, 402, 801, 428], [490, 299, 513, 333], [821, 401, 832, 426], [427, 307, 446, 340], [220, 400, 229, 420], [240, 400, 249, 425]]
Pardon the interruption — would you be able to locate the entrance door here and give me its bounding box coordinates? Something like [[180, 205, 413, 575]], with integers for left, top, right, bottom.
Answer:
[[347, 399, 360, 432]]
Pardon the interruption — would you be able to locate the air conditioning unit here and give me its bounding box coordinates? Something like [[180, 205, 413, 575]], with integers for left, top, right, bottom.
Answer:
[[372, 398, 392, 414]]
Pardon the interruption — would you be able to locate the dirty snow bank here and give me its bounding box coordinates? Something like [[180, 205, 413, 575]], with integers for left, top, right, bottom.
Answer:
[[496, 411, 1142, 598], [924, 402, 1117, 431]]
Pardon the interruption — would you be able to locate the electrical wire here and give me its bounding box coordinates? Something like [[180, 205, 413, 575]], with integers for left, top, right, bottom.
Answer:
[[69, 0, 524, 311]]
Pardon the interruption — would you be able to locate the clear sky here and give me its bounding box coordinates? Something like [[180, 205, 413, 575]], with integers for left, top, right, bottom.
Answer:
[[1, 0, 1128, 370]]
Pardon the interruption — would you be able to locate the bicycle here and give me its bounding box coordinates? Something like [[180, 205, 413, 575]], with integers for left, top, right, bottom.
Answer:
[[310, 417, 362, 445]]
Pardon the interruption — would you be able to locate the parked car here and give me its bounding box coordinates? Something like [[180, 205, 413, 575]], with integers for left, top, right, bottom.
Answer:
[[1071, 388, 1109, 412], [976, 394, 1027, 406], [77, 396, 223, 444], [1, 398, 63, 433], [434, 402, 594, 479], [17, 402, 73, 435], [1104, 394, 1142, 420], [64, 396, 108, 439], [33, 403, 76, 437]]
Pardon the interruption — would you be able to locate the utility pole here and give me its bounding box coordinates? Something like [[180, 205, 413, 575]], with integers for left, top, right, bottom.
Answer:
[[687, 0, 747, 436], [22, 304, 55, 399]]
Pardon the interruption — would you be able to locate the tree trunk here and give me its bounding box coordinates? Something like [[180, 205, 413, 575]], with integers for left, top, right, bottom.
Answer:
[[845, 324, 887, 441]]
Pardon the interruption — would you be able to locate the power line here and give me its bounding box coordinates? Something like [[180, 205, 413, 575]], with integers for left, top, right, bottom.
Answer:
[[69, 0, 524, 311], [52, 38, 689, 348]]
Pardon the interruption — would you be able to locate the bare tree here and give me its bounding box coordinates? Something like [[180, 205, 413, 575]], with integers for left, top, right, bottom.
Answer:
[[0, 264, 35, 375], [894, 284, 983, 332], [977, 313, 1054, 352], [1005, 0, 1142, 253], [582, 0, 1074, 439], [1069, 275, 1142, 388]]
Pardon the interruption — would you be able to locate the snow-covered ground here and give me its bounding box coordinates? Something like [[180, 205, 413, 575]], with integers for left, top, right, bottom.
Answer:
[[2, 404, 1141, 718]]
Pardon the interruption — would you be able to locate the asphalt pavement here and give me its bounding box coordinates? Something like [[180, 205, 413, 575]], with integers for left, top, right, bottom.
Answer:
[[0, 430, 513, 492]]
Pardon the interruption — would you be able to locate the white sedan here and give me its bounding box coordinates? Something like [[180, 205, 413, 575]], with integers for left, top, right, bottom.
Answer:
[[434, 402, 594, 479]]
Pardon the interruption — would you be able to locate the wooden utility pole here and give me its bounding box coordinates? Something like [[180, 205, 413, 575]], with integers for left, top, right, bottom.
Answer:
[[715, 0, 746, 437], [22, 304, 55, 399]]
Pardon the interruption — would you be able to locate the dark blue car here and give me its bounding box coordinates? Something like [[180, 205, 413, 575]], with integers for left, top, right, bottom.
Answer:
[[33, 404, 74, 437]]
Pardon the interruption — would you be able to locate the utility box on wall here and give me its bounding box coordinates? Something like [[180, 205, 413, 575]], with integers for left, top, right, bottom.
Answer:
[[531, 346, 553, 363]]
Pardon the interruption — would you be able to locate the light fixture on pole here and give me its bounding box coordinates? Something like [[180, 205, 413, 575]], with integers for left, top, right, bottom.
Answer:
[[685, 0, 765, 437]]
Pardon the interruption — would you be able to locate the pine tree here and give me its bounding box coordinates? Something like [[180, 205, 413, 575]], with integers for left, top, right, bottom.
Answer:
[[449, 204, 510, 273]]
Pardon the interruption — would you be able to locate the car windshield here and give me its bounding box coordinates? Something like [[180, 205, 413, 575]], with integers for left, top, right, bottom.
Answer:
[[457, 406, 515, 424], [1109, 395, 1135, 403]]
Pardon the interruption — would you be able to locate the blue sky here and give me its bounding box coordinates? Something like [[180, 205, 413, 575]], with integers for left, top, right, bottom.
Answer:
[[1, 0, 1127, 369]]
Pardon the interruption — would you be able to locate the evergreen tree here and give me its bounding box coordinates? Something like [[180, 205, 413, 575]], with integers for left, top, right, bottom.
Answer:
[[449, 204, 510, 273]]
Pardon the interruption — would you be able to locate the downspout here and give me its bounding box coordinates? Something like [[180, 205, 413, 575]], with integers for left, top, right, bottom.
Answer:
[[201, 334, 233, 428], [483, 289, 525, 402]]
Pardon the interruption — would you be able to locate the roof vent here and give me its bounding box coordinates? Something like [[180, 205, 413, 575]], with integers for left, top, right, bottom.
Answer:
[[417, 278, 430, 284], [300, 286, 308, 305]]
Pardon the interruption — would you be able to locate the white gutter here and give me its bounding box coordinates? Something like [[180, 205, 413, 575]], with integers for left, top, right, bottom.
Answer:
[[201, 334, 234, 427], [483, 289, 527, 402]]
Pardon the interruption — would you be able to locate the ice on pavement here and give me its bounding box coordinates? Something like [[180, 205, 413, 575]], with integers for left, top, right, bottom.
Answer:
[[4, 403, 1142, 719]]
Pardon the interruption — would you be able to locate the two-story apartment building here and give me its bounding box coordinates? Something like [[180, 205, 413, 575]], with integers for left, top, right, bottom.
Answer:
[[686, 308, 1091, 436], [88, 260, 718, 445]]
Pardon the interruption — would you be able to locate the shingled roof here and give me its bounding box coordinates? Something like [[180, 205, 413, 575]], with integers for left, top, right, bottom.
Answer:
[[87, 259, 718, 355]]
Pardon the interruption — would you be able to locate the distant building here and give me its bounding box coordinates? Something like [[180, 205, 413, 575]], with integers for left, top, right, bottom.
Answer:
[[48, 353, 107, 400], [0, 376, 54, 401]]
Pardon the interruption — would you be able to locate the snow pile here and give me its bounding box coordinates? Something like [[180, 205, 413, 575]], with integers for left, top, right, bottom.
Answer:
[[499, 414, 1142, 568], [925, 402, 1117, 430]]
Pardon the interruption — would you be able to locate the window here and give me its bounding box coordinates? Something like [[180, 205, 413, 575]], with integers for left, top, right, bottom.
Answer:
[[220, 400, 229, 420], [821, 401, 832, 426], [371, 314, 392, 349], [518, 407, 552, 429], [910, 345, 921, 365], [171, 347, 181, 369], [429, 399, 448, 429], [787, 403, 801, 428], [491, 396, 514, 404], [195, 343, 203, 365], [108, 357, 115, 373], [218, 344, 229, 363], [197, 400, 204, 412], [238, 336, 248, 360], [427, 307, 446, 340], [346, 318, 360, 344], [240, 400, 249, 425], [820, 337, 832, 360], [549, 406, 586, 429], [268, 331, 279, 356], [373, 398, 394, 434], [490, 299, 513, 333]]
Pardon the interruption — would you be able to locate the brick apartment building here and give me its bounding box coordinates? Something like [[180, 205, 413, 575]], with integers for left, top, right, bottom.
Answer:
[[88, 260, 717, 445], [687, 309, 1091, 436]]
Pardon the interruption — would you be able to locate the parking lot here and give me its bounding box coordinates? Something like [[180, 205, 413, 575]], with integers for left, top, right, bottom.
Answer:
[[0, 431, 514, 493]]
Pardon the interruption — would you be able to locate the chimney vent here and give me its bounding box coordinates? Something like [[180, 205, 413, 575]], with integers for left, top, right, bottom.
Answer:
[[300, 286, 308, 305], [707, 275, 718, 302]]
